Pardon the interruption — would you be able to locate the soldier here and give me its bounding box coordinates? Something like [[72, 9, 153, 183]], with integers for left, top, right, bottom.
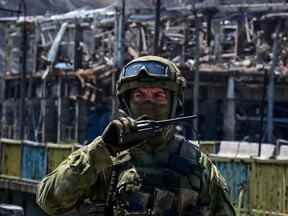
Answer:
[[37, 56, 236, 216]]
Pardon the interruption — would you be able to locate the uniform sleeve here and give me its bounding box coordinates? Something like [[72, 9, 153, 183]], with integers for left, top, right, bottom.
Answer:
[[209, 163, 236, 216], [36, 136, 113, 215]]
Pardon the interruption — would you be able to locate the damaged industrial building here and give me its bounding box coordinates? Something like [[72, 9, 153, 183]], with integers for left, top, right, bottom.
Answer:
[[0, 0, 288, 215]]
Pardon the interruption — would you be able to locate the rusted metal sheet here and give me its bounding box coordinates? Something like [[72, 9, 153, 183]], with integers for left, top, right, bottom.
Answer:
[[212, 156, 288, 215], [250, 160, 288, 214], [1, 139, 21, 177], [214, 160, 249, 206], [47, 143, 74, 173], [21, 141, 47, 180]]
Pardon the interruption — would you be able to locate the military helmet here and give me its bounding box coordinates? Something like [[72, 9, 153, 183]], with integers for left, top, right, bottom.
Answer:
[[117, 55, 186, 118]]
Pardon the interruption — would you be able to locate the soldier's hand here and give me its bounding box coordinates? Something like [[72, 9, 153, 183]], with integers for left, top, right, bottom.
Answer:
[[102, 117, 143, 156]]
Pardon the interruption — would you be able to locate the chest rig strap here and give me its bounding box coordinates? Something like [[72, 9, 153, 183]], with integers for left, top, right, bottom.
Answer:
[[105, 137, 204, 216], [168, 137, 203, 179], [105, 152, 133, 216]]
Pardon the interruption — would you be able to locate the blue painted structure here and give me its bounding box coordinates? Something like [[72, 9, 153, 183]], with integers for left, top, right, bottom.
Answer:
[[85, 106, 111, 143], [214, 160, 249, 206], [21, 141, 47, 180]]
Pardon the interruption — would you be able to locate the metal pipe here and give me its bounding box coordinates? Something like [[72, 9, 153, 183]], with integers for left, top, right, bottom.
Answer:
[[74, 21, 83, 70], [75, 100, 79, 142], [258, 69, 268, 157], [182, 21, 188, 61], [42, 79, 47, 144], [153, 0, 161, 55], [267, 21, 282, 144], [19, 0, 27, 140], [193, 15, 201, 140], [1, 27, 10, 139], [115, 0, 126, 68], [113, 0, 126, 118], [57, 77, 62, 143], [207, 15, 212, 47], [224, 75, 236, 140]]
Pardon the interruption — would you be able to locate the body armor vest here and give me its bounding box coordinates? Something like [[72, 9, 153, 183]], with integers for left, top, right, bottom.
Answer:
[[78, 135, 208, 216], [107, 136, 206, 216]]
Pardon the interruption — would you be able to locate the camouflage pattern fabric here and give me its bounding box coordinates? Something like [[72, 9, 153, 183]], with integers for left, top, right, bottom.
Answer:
[[37, 135, 236, 216]]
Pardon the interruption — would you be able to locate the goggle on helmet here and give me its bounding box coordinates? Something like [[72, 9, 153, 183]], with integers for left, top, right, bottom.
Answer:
[[117, 56, 186, 117]]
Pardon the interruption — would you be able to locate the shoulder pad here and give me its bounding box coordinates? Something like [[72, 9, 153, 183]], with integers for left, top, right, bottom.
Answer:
[[179, 138, 201, 162], [168, 137, 203, 177]]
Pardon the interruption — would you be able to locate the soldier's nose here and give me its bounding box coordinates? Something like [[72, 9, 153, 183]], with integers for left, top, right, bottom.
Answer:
[[142, 95, 157, 103]]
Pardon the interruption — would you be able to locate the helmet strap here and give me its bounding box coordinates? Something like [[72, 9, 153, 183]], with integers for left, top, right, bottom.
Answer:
[[170, 92, 178, 118], [118, 95, 132, 117]]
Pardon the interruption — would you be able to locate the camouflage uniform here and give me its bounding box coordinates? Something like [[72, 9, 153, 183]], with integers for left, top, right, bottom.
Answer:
[[37, 135, 235, 216], [37, 56, 236, 216]]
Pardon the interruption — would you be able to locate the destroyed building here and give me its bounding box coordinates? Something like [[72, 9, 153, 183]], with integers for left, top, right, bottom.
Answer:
[[1, 0, 288, 145], [1, 0, 288, 215]]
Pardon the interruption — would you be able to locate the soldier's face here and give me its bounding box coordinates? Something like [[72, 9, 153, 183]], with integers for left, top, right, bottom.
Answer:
[[132, 87, 169, 105], [129, 87, 170, 120]]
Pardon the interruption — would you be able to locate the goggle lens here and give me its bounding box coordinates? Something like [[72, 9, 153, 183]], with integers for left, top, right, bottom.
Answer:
[[123, 62, 168, 78]]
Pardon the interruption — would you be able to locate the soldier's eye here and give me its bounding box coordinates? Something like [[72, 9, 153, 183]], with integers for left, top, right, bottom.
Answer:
[[134, 92, 143, 98], [155, 92, 167, 99]]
